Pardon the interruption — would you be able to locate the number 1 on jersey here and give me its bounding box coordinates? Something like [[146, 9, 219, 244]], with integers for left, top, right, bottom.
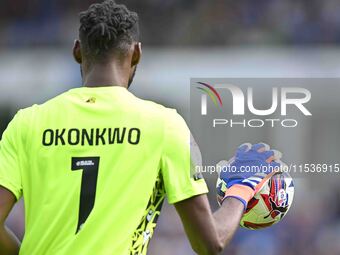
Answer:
[[71, 157, 100, 233]]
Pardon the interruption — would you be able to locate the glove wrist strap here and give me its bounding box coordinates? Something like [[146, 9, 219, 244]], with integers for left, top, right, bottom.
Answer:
[[223, 184, 255, 209]]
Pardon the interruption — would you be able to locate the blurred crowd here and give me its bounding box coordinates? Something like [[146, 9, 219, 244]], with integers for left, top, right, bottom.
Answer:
[[2, 0, 340, 47]]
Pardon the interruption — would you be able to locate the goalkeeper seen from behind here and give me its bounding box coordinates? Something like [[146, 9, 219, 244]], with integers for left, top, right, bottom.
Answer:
[[0, 1, 283, 254]]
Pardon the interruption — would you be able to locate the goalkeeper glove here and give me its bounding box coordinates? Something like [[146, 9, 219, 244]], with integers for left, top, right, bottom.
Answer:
[[217, 143, 282, 209]]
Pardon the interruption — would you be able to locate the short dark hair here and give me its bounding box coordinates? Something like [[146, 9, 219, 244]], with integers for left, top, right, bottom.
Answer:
[[79, 0, 139, 60]]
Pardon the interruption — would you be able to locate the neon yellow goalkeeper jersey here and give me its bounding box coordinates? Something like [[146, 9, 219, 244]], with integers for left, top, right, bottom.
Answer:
[[0, 86, 208, 255]]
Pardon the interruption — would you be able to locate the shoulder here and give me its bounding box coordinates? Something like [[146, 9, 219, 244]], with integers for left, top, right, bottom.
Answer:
[[129, 95, 168, 113], [10, 91, 69, 129], [17, 91, 69, 117], [128, 91, 180, 117], [132, 96, 186, 126]]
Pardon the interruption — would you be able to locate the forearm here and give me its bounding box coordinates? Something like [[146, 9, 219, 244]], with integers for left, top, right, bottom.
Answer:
[[175, 195, 244, 255], [213, 197, 244, 248], [0, 225, 20, 255]]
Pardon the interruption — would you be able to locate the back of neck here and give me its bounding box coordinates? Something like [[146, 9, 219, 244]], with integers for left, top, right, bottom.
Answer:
[[82, 62, 129, 88]]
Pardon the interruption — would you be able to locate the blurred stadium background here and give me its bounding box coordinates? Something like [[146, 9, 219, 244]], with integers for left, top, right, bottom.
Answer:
[[1, 0, 340, 254]]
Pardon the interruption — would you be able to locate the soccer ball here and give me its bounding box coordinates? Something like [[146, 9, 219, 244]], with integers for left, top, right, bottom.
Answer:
[[216, 171, 294, 230]]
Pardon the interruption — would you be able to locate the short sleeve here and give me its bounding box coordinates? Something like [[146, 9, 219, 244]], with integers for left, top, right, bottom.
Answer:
[[161, 110, 208, 204], [0, 112, 24, 200]]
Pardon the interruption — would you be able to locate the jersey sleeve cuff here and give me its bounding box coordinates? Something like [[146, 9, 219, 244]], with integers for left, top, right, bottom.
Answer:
[[167, 181, 209, 204], [0, 178, 22, 200]]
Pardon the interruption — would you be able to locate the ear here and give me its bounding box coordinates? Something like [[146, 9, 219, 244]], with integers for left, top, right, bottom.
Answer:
[[73, 40, 82, 64], [131, 42, 142, 67]]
